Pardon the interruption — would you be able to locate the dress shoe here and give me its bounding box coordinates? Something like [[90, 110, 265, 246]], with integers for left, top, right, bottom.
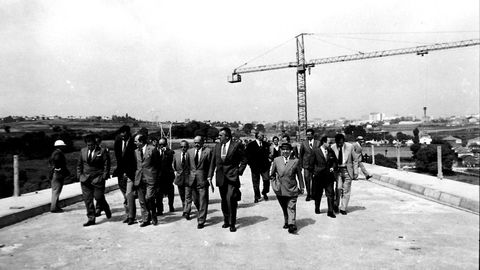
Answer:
[[254, 198, 259, 203], [340, 210, 347, 215], [283, 224, 289, 229], [105, 209, 112, 219], [288, 225, 297, 234], [327, 212, 336, 218], [197, 224, 205, 229], [366, 175, 372, 180], [169, 206, 175, 212], [50, 208, 64, 213], [263, 195, 269, 201], [152, 217, 158, 226], [127, 218, 135, 225], [95, 211, 101, 217], [229, 226, 237, 232], [185, 214, 191, 220], [315, 208, 321, 214], [83, 220, 95, 227], [222, 223, 230, 228], [140, 221, 151, 227], [306, 196, 311, 202]]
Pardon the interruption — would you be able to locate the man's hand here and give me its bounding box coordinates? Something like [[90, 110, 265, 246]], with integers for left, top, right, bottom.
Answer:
[[329, 168, 334, 173], [208, 178, 214, 193]]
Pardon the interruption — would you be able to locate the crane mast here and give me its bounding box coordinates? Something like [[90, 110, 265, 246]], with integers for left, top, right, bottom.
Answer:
[[229, 36, 480, 141]]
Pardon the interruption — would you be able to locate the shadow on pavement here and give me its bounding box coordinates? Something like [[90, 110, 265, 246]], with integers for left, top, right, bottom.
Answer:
[[205, 216, 224, 227], [209, 198, 222, 205], [238, 202, 257, 209], [296, 218, 316, 232], [237, 215, 268, 228], [348, 206, 366, 213]]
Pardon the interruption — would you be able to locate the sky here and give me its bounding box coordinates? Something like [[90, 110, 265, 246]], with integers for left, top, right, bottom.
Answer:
[[0, 0, 479, 122]]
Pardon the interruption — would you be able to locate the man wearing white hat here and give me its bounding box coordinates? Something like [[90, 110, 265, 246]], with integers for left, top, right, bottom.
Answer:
[[49, 140, 70, 213], [353, 136, 372, 180]]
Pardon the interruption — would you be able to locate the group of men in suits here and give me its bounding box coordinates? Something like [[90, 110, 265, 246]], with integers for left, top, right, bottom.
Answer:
[[300, 129, 359, 218]]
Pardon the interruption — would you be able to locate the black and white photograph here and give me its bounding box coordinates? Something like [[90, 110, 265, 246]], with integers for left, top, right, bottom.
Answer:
[[0, 0, 479, 269]]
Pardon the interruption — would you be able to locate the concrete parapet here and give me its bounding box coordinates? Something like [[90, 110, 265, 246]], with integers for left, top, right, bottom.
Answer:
[[368, 165, 479, 214], [0, 179, 119, 229]]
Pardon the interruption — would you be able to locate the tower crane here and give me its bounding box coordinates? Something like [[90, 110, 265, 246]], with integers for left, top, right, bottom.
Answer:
[[228, 33, 480, 140]]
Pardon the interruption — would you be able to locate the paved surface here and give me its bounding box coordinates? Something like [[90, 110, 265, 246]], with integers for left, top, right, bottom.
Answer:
[[0, 168, 478, 269]]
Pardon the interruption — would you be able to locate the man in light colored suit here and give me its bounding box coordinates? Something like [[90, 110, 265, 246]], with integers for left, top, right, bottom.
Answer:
[[270, 143, 304, 234], [173, 140, 190, 216], [186, 136, 213, 229], [353, 136, 372, 180], [77, 134, 111, 227], [133, 134, 160, 227], [330, 133, 358, 215], [208, 127, 247, 232], [299, 128, 320, 201]]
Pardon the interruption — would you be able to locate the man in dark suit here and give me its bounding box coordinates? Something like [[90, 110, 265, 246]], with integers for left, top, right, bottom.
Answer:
[[77, 134, 111, 227], [133, 134, 160, 227], [156, 137, 176, 214], [299, 128, 320, 201], [186, 136, 213, 229], [112, 125, 137, 224], [311, 136, 337, 218], [208, 127, 247, 232], [173, 140, 190, 216], [246, 131, 271, 203]]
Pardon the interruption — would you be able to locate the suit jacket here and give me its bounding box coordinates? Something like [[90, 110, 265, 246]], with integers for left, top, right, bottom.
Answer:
[[173, 150, 190, 186], [269, 144, 281, 162], [158, 148, 175, 183], [77, 146, 110, 186], [269, 156, 304, 197], [113, 136, 137, 180], [134, 145, 160, 186], [246, 140, 271, 173], [352, 141, 365, 162], [208, 140, 247, 187], [187, 147, 213, 188], [49, 149, 70, 178], [311, 147, 337, 183], [299, 139, 320, 169], [330, 142, 358, 180]]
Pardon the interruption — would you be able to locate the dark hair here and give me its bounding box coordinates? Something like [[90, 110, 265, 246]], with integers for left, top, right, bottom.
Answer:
[[84, 133, 96, 143], [180, 140, 189, 146], [334, 133, 345, 143], [306, 128, 315, 134], [136, 134, 147, 144], [118, 125, 130, 134], [281, 134, 290, 142], [220, 127, 232, 138], [320, 136, 328, 144], [272, 136, 279, 141], [149, 136, 158, 142]]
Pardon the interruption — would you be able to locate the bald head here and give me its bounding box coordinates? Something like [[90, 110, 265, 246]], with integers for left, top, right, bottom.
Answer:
[[194, 136, 204, 149]]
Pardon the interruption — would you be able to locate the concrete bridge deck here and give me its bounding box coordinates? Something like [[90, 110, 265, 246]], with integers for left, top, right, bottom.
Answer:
[[0, 166, 478, 269]]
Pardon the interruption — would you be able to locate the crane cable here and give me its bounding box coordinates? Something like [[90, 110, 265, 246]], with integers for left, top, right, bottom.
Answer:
[[235, 37, 295, 71]]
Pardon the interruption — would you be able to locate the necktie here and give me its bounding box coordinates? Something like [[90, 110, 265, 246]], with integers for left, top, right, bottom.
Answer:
[[140, 148, 144, 161], [122, 140, 126, 153], [195, 150, 199, 167], [221, 144, 227, 160], [309, 141, 313, 149], [338, 146, 343, 165], [87, 150, 92, 162], [181, 153, 186, 167]]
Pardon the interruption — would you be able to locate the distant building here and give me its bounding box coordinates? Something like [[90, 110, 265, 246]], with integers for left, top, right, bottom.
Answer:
[[442, 135, 462, 146], [419, 134, 432, 144], [369, 112, 385, 122], [467, 137, 480, 148]]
